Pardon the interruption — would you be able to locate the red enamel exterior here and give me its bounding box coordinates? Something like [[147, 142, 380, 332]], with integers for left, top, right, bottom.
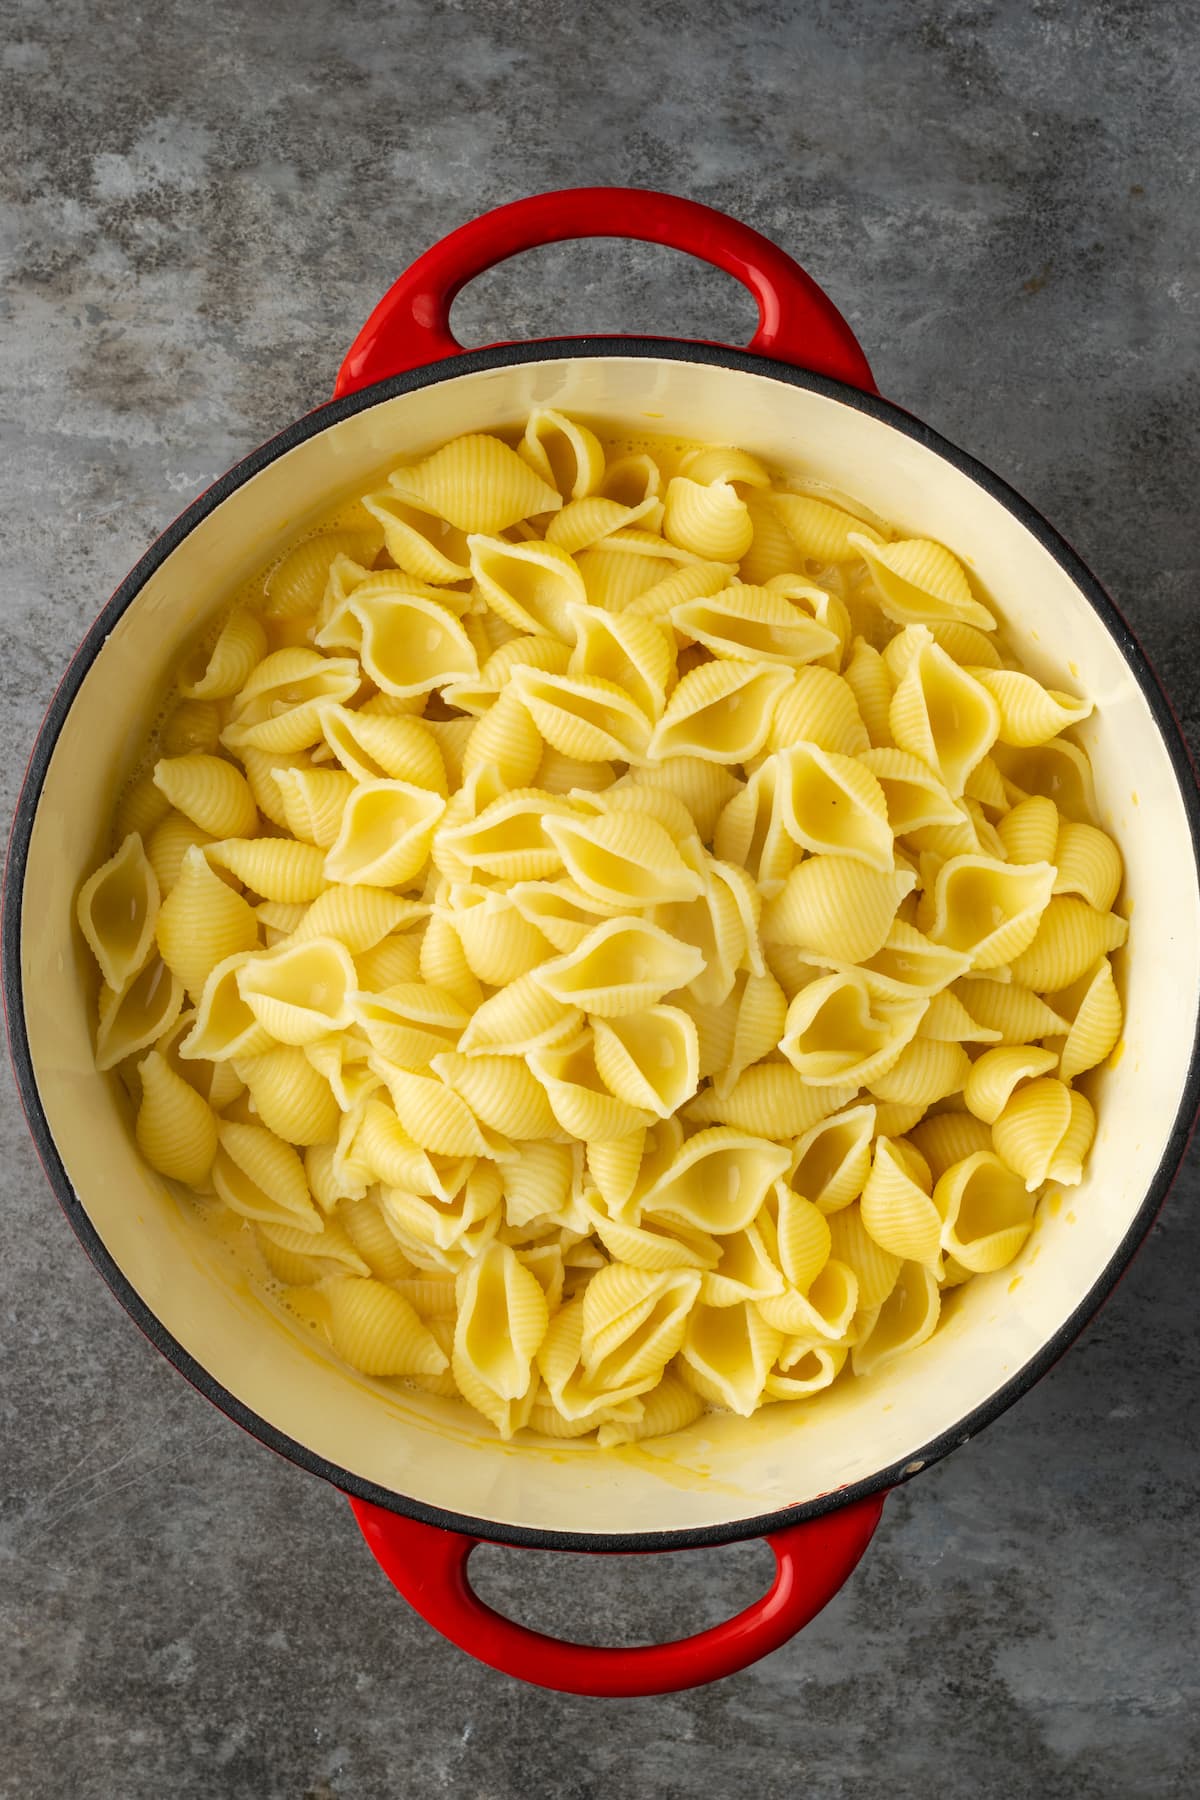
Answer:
[[349, 1492, 886, 1697], [334, 185, 878, 397], [337, 185, 885, 1696]]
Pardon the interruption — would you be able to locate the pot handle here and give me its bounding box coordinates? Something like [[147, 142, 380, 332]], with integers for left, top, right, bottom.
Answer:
[[334, 186, 876, 398], [348, 1490, 885, 1697]]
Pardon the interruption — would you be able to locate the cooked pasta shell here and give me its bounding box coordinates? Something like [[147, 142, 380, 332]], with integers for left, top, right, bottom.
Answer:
[[762, 857, 914, 964], [771, 493, 883, 565], [637, 1126, 790, 1235], [756, 1252, 858, 1341], [468, 535, 585, 640], [662, 478, 753, 562], [851, 534, 995, 632], [511, 667, 654, 763], [647, 660, 791, 763], [996, 794, 1059, 865], [370, 1064, 495, 1158], [589, 1199, 718, 1272], [354, 929, 424, 993], [580, 1264, 701, 1391], [290, 886, 424, 956], [257, 1216, 372, 1284], [386, 433, 561, 533], [858, 747, 961, 835], [222, 649, 362, 754], [1053, 821, 1123, 914], [505, 878, 622, 954], [543, 811, 703, 909], [595, 1373, 705, 1446], [213, 1119, 320, 1231], [790, 1102, 876, 1214], [624, 755, 740, 842], [361, 491, 471, 584], [991, 737, 1098, 824], [761, 667, 869, 760], [851, 1261, 941, 1377], [712, 758, 795, 896], [585, 1131, 645, 1215], [535, 1298, 652, 1423], [671, 582, 838, 667], [686, 1066, 858, 1139], [526, 1030, 657, 1140], [155, 846, 258, 1000], [454, 1241, 549, 1417], [430, 1051, 559, 1139], [888, 631, 1000, 796], [519, 408, 606, 499], [324, 1276, 448, 1377], [591, 1006, 700, 1118], [324, 780, 445, 887], [204, 836, 329, 904], [715, 968, 788, 1097], [763, 1342, 849, 1400], [114, 773, 173, 843], [867, 1037, 970, 1108], [546, 492, 663, 555], [774, 742, 892, 870], [532, 918, 704, 1017], [180, 609, 269, 700], [992, 1077, 1095, 1190], [600, 451, 663, 508], [964, 1044, 1059, 1124], [77, 832, 160, 991], [152, 753, 258, 841], [261, 768, 353, 850], [1058, 958, 1123, 1083], [435, 787, 572, 884], [678, 445, 771, 489], [1006, 896, 1128, 991], [332, 1193, 413, 1275], [500, 1140, 574, 1228], [443, 884, 550, 986], [443, 633, 570, 716], [321, 584, 479, 699], [780, 972, 925, 1086], [567, 605, 673, 716], [318, 707, 447, 795], [916, 988, 1001, 1043], [233, 1044, 341, 1145], [678, 1301, 780, 1416], [928, 855, 1057, 970], [844, 920, 972, 1004], [967, 668, 1092, 747], [178, 952, 273, 1062], [458, 971, 581, 1056], [235, 749, 308, 831], [623, 560, 732, 623], [841, 639, 893, 747], [949, 978, 1068, 1045], [859, 1137, 940, 1267], [700, 1219, 787, 1307], [576, 781, 699, 844], [739, 492, 799, 586], [536, 748, 617, 797], [162, 699, 224, 758], [134, 1049, 219, 1185], [908, 1110, 994, 1181], [237, 936, 357, 1045], [933, 1151, 1035, 1273], [459, 689, 544, 789]]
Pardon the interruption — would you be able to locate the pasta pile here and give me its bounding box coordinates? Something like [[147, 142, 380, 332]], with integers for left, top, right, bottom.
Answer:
[[78, 412, 1128, 1445]]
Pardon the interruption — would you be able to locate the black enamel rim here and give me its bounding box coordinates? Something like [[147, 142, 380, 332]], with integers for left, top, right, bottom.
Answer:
[[6, 336, 1200, 1554]]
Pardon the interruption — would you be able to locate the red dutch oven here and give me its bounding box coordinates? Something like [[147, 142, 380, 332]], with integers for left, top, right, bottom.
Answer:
[[5, 189, 1200, 1698]]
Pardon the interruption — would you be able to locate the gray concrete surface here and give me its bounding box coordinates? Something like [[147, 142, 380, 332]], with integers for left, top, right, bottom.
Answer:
[[3, 2, 1199, 1795]]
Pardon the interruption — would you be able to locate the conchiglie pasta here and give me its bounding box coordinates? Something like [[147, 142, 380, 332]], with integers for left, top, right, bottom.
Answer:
[[84, 409, 1124, 1448]]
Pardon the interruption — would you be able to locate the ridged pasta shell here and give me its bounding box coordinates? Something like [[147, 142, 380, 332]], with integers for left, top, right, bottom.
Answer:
[[917, 989, 1001, 1044], [647, 660, 791, 763], [501, 1141, 574, 1228], [1053, 821, 1123, 914], [512, 667, 654, 763], [928, 855, 1057, 970], [468, 535, 585, 640], [264, 528, 383, 619], [600, 451, 663, 507], [595, 1372, 705, 1446], [867, 1037, 970, 1108], [222, 649, 362, 754], [162, 700, 223, 757], [964, 1044, 1059, 1124], [320, 706, 447, 793], [234, 1044, 341, 1145], [992, 1077, 1095, 1190], [546, 493, 661, 553], [678, 1301, 781, 1416], [585, 1131, 645, 1215], [459, 689, 544, 789], [205, 836, 329, 904], [290, 886, 424, 955], [686, 1066, 857, 1138], [858, 747, 961, 835], [180, 609, 269, 700], [591, 1006, 700, 1118], [968, 668, 1092, 747], [325, 1276, 449, 1376], [991, 738, 1099, 824], [851, 1261, 941, 1377], [1006, 896, 1128, 991], [623, 560, 732, 623], [860, 1137, 941, 1267], [543, 811, 703, 909], [776, 742, 892, 869], [996, 794, 1059, 865], [762, 857, 914, 964], [663, 478, 753, 562], [324, 780, 445, 887], [77, 832, 160, 991], [153, 754, 258, 840], [520, 408, 606, 500], [567, 605, 674, 717], [638, 1126, 790, 1234], [458, 971, 581, 1056], [361, 491, 471, 583], [933, 1152, 1035, 1273], [763, 666, 871, 759], [455, 1242, 549, 1411], [213, 1119, 320, 1231], [155, 846, 258, 1000], [908, 1111, 994, 1181], [581, 1265, 701, 1389], [237, 936, 357, 1045], [388, 434, 561, 533], [114, 774, 173, 843], [527, 1031, 657, 1140], [700, 1219, 787, 1306], [773, 494, 883, 564], [322, 585, 479, 699], [841, 639, 893, 747], [442, 633, 571, 715], [431, 1052, 559, 1140], [1058, 958, 1123, 1082], [950, 978, 1069, 1045], [780, 972, 925, 1086], [532, 918, 704, 1017], [624, 756, 740, 841], [134, 1050, 219, 1185], [888, 633, 1000, 796], [852, 534, 995, 632], [712, 759, 794, 896], [671, 583, 838, 667], [791, 1102, 877, 1214]]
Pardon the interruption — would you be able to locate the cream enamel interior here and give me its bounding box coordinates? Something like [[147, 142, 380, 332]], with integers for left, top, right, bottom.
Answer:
[[20, 355, 1200, 1537]]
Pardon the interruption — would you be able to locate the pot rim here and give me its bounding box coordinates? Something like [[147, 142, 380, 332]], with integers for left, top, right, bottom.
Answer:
[[6, 336, 1200, 1552]]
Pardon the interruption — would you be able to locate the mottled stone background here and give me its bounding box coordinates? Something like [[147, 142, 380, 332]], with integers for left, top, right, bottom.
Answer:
[[2, 2, 1198, 1796]]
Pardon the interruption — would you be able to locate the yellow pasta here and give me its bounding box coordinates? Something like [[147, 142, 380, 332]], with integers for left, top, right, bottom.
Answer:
[[83, 408, 1126, 1446]]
